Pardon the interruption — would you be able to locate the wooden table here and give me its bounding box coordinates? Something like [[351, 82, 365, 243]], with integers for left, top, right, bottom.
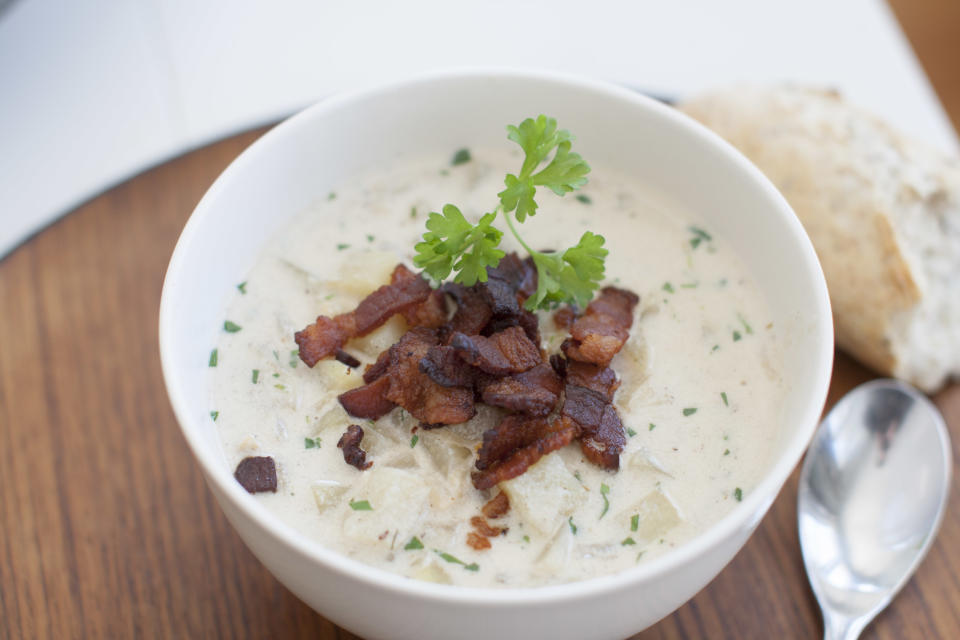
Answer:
[[3, 3, 958, 637]]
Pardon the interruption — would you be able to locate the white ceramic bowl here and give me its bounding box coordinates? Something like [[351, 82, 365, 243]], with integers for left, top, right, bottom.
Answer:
[[160, 69, 833, 640]]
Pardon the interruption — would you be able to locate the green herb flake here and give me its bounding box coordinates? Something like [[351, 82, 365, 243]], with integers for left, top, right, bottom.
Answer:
[[349, 499, 373, 511], [336, 243, 350, 251], [734, 487, 743, 502], [237, 281, 247, 294], [600, 483, 611, 519], [733, 331, 742, 342], [630, 514, 639, 532], [404, 536, 424, 550], [223, 320, 242, 333], [208, 349, 218, 367], [210, 411, 219, 421], [575, 194, 592, 204], [721, 392, 729, 406], [738, 312, 754, 335], [522, 535, 530, 543], [636, 551, 645, 563], [621, 537, 637, 546], [304, 437, 321, 449], [451, 148, 472, 166], [274, 384, 286, 390], [568, 516, 578, 535], [711, 344, 720, 353], [724, 448, 731, 456], [272, 372, 280, 378], [682, 407, 697, 417], [434, 549, 478, 571], [573, 470, 582, 482], [327, 192, 337, 200], [649, 423, 656, 431], [324, 293, 335, 301], [626, 427, 637, 437], [251, 369, 260, 384], [680, 282, 698, 289], [689, 226, 712, 249], [662, 282, 675, 294], [366, 234, 375, 243], [410, 434, 419, 448], [410, 206, 417, 218]]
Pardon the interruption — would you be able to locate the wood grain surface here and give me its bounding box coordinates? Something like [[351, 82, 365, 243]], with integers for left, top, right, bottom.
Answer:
[[2, 4, 959, 638]]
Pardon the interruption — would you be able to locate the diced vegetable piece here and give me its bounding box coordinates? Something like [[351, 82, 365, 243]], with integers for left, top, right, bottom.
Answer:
[[311, 480, 347, 513], [628, 489, 681, 544], [500, 454, 586, 537], [342, 467, 429, 544]]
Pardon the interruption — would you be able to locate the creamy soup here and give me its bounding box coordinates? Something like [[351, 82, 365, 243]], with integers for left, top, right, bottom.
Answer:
[[208, 148, 784, 588]]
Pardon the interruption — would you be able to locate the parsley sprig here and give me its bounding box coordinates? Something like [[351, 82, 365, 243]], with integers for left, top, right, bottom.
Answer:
[[414, 115, 607, 309]]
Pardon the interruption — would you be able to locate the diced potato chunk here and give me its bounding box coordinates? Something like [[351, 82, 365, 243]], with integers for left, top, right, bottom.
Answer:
[[500, 454, 586, 537], [412, 559, 452, 585], [331, 251, 399, 297], [311, 480, 347, 513], [342, 467, 430, 544], [313, 404, 353, 435], [352, 315, 407, 359], [535, 523, 574, 574], [627, 447, 672, 476], [629, 489, 681, 544], [314, 359, 362, 392]]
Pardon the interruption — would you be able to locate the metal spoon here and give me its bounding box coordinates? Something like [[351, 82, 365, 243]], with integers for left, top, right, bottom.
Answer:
[[798, 379, 952, 640]]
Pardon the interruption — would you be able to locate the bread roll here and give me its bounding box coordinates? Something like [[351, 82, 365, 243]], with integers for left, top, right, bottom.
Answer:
[[680, 86, 960, 392]]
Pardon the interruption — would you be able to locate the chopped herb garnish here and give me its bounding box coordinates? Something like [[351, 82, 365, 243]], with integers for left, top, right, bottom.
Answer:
[[636, 551, 645, 562], [451, 148, 472, 166], [711, 344, 720, 352], [251, 369, 260, 384], [626, 427, 637, 437], [274, 384, 286, 390], [289, 349, 300, 368], [682, 407, 697, 416], [366, 234, 375, 243], [272, 350, 279, 361], [573, 470, 582, 482], [568, 516, 578, 535], [223, 320, 242, 333], [600, 483, 611, 519], [737, 312, 754, 334], [733, 331, 742, 342], [721, 392, 729, 406], [680, 282, 698, 289], [410, 434, 419, 448], [304, 437, 321, 449], [434, 549, 478, 571], [328, 191, 337, 200], [734, 487, 743, 502], [210, 411, 219, 421], [336, 243, 350, 251], [349, 499, 373, 511], [724, 448, 731, 456], [410, 206, 417, 218], [324, 293, 335, 300], [575, 194, 592, 204], [630, 514, 639, 532], [649, 423, 656, 431], [414, 115, 602, 310], [689, 226, 712, 249], [272, 372, 280, 378], [522, 535, 530, 543], [208, 349, 218, 367], [662, 282, 675, 294], [404, 536, 424, 550], [621, 537, 637, 546], [237, 281, 247, 294]]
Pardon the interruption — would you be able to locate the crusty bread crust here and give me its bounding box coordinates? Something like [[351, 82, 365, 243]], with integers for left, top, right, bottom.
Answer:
[[681, 86, 959, 391]]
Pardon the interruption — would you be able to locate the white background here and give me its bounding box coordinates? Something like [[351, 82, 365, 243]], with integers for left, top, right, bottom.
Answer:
[[1, 0, 957, 258]]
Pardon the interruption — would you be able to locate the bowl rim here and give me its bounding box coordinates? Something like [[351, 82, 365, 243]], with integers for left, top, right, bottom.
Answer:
[[159, 66, 834, 606]]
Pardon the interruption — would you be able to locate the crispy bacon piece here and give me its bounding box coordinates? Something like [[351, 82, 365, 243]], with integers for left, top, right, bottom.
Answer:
[[480, 362, 562, 416], [363, 348, 392, 383], [562, 287, 639, 367], [418, 345, 478, 388], [483, 308, 541, 346], [450, 326, 541, 376], [553, 306, 577, 331], [466, 532, 492, 551], [487, 253, 537, 303], [234, 456, 278, 494], [471, 417, 579, 490], [335, 349, 361, 368], [470, 515, 504, 537], [295, 264, 433, 366], [564, 360, 620, 401], [481, 492, 510, 519], [475, 414, 543, 471], [561, 384, 625, 470], [338, 376, 395, 419], [480, 276, 520, 318], [402, 289, 449, 328], [384, 329, 476, 425], [439, 283, 493, 341], [337, 424, 373, 470]]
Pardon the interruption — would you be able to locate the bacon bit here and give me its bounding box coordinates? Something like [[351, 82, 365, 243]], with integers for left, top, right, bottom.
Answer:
[[562, 287, 639, 367], [483, 308, 541, 346], [561, 385, 625, 470], [335, 349, 362, 368], [564, 359, 620, 401], [234, 456, 278, 494], [378, 530, 390, 540], [480, 362, 562, 416], [470, 516, 504, 537], [338, 376, 395, 419], [481, 492, 510, 519], [475, 414, 544, 471], [363, 348, 392, 383], [487, 253, 537, 303], [450, 326, 541, 376], [440, 283, 493, 341], [471, 417, 579, 490], [337, 424, 373, 470], [480, 276, 520, 318], [402, 289, 449, 328], [466, 532, 492, 551], [295, 264, 433, 366], [418, 345, 481, 388], [384, 329, 476, 425], [553, 306, 577, 331]]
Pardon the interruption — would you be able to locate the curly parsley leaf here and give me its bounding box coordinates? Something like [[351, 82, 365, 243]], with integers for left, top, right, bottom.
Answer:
[[527, 232, 607, 310], [413, 205, 504, 286]]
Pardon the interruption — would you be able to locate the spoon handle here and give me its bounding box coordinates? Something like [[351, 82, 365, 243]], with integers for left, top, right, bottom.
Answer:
[[822, 610, 869, 640]]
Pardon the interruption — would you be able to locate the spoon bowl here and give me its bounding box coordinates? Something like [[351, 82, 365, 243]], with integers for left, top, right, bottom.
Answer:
[[798, 379, 952, 640]]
